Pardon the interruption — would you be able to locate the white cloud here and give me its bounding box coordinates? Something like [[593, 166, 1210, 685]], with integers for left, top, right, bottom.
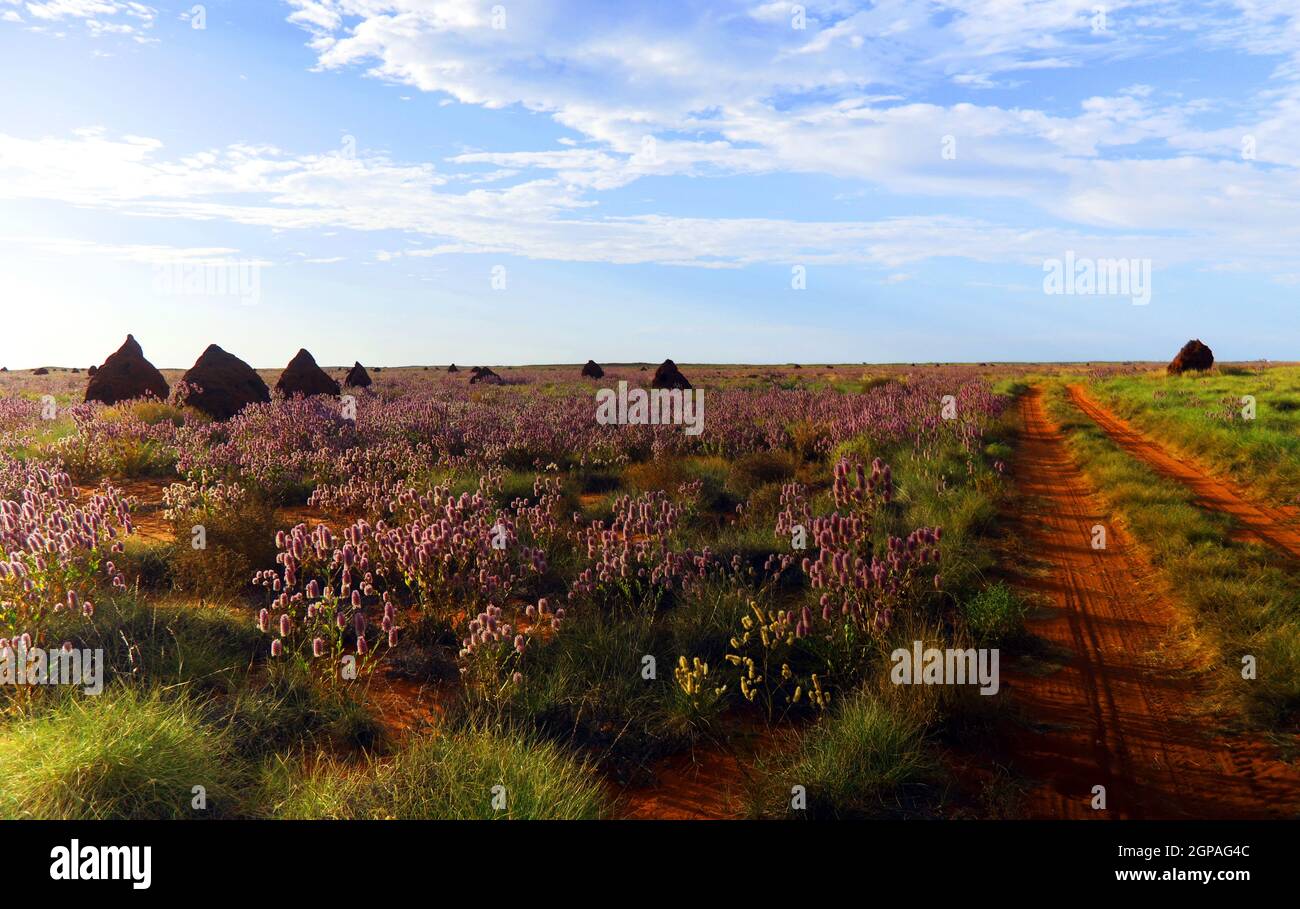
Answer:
[[1, 235, 254, 266], [6, 1, 1300, 282], [3, 127, 1296, 276], [6, 0, 156, 36], [269, 1, 1300, 243]]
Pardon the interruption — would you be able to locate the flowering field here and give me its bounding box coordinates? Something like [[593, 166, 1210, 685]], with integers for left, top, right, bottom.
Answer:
[[0, 362, 1023, 819]]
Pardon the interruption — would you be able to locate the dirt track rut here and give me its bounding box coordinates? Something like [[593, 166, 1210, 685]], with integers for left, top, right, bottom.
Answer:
[[1004, 387, 1300, 819], [1067, 384, 1300, 560]]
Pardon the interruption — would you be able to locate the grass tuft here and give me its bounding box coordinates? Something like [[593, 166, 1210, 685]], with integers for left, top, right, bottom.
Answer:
[[745, 687, 943, 819], [0, 687, 245, 819], [268, 727, 608, 819]]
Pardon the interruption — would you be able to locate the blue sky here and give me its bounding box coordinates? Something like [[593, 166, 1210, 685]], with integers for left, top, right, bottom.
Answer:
[[1, 0, 1298, 368]]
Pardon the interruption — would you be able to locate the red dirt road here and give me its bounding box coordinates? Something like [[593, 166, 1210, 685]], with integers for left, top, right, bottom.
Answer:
[[1004, 387, 1300, 819], [1068, 384, 1300, 560]]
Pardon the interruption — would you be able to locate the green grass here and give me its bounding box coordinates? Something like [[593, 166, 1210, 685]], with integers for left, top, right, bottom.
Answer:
[[34, 593, 265, 696], [482, 605, 695, 777], [962, 582, 1029, 645], [0, 687, 246, 819], [1045, 382, 1300, 728], [220, 663, 387, 757], [863, 405, 1016, 605], [26, 594, 383, 757], [268, 726, 609, 819], [745, 687, 944, 819], [1091, 365, 1300, 505]]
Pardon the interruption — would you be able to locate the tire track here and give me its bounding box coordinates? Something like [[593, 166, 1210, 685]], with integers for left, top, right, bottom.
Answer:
[[1003, 387, 1300, 819], [1068, 384, 1300, 560]]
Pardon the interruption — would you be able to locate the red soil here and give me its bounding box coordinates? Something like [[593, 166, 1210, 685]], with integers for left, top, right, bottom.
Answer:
[[614, 719, 783, 820], [615, 746, 747, 820], [363, 676, 456, 742], [76, 477, 174, 543]]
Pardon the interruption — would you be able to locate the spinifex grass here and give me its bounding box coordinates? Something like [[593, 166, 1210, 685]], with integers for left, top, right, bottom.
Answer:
[[744, 685, 945, 819], [0, 687, 246, 819], [267, 726, 608, 820]]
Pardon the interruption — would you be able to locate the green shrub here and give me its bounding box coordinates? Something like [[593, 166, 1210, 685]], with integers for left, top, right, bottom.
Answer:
[[114, 538, 175, 590], [962, 583, 1028, 644], [220, 661, 386, 758], [169, 498, 278, 598], [490, 608, 692, 773], [727, 449, 797, 496], [45, 594, 263, 693], [984, 441, 1013, 463]]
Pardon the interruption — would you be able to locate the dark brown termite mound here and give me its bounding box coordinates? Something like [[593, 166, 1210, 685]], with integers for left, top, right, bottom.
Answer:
[[84, 334, 170, 405], [651, 359, 691, 390], [178, 345, 271, 420], [276, 349, 341, 398], [344, 361, 372, 389], [1167, 339, 1214, 375]]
